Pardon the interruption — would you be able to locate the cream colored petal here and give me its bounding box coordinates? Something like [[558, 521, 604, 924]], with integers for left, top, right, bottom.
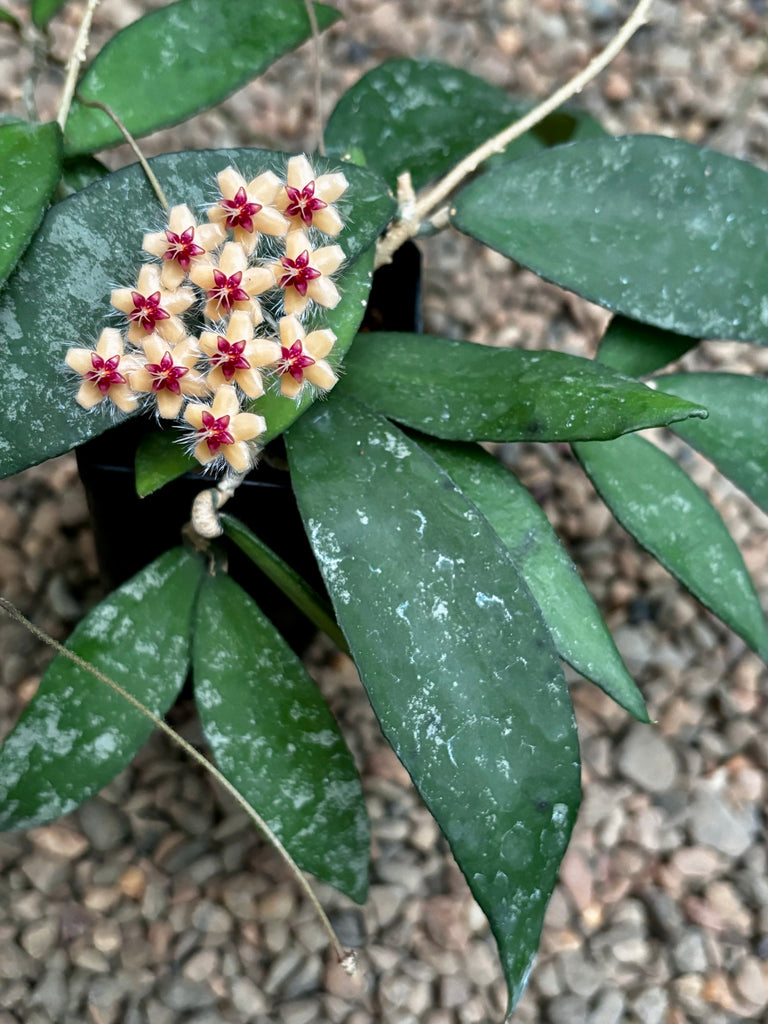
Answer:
[[194, 439, 216, 465], [313, 244, 344, 276], [222, 441, 252, 473], [183, 371, 208, 397], [136, 264, 162, 293], [156, 316, 187, 345], [156, 388, 183, 419], [161, 262, 188, 290], [248, 339, 281, 366], [142, 230, 168, 258], [230, 298, 262, 324], [109, 384, 138, 413], [75, 380, 104, 408], [141, 333, 168, 363], [220, 242, 247, 276], [312, 206, 344, 236], [207, 205, 228, 229], [307, 277, 340, 310], [285, 230, 310, 261], [95, 328, 125, 359], [247, 170, 281, 203], [197, 222, 226, 250], [185, 404, 206, 429], [189, 263, 216, 290], [227, 311, 253, 342], [199, 331, 221, 357], [168, 204, 195, 234], [280, 375, 303, 399], [283, 290, 308, 317], [129, 366, 154, 393], [211, 385, 240, 418], [231, 412, 265, 442], [278, 315, 305, 347], [203, 298, 226, 322], [206, 367, 227, 391], [252, 206, 290, 237], [234, 367, 264, 399], [163, 286, 194, 315], [66, 348, 95, 374], [173, 336, 202, 365], [218, 167, 247, 200], [305, 328, 336, 360], [286, 155, 314, 190], [233, 226, 258, 255], [127, 323, 148, 345], [242, 267, 274, 297], [304, 360, 338, 390], [315, 172, 348, 204], [110, 287, 136, 314]]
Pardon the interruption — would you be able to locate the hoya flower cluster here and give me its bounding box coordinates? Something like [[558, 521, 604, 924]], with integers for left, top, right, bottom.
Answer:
[[65, 157, 348, 473]]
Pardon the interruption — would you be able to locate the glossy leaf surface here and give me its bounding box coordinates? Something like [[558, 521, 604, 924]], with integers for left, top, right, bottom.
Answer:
[[418, 437, 647, 721], [325, 58, 534, 191], [193, 573, 368, 902], [0, 120, 61, 287], [656, 372, 768, 515], [0, 149, 392, 480], [451, 136, 768, 342], [287, 396, 580, 1013], [64, 0, 340, 154], [574, 435, 768, 659], [597, 315, 699, 378], [0, 548, 203, 830], [338, 333, 706, 441], [56, 155, 110, 200]]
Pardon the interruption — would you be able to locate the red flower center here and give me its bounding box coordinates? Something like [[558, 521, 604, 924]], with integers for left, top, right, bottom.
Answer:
[[84, 352, 126, 393], [163, 226, 205, 269], [128, 290, 170, 332], [284, 182, 327, 227], [207, 269, 251, 313], [198, 411, 234, 453], [277, 339, 315, 382], [277, 250, 321, 297], [209, 337, 251, 381], [219, 186, 262, 233], [145, 350, 190, 394]]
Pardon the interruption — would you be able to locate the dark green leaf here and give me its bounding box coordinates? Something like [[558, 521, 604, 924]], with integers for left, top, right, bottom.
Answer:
[[0, 548, 204, 830], [220, 513, 348, 653], [451, 135, 768, 343], [656, 372, 768, 515], [287, 396, 580, 1013], [597, 315, 699, 378], [417, 437, 647, 721], [0, 6, 21, 29], [0, 120, 61, 287], [64, 0, 340, 154], [325, 58, 537, 192], [193, 573, 369, 902], [55, 155, 110, 200], [0, 149, 393, 480], [134, 428, 197, 499], [531, 109, 606, 147], [338, 333, 707, 442], [31, 0, 65, 28], [574, 434, 768, 660]]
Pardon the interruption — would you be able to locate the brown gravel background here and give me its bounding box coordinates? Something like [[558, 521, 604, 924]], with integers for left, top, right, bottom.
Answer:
[[1, 2, 768, 1023]]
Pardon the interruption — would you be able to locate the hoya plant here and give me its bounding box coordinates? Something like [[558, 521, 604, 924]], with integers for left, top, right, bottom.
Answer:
[[1, 0, 766, 1016]]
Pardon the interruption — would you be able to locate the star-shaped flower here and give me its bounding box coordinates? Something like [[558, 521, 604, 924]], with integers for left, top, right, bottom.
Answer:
[[276, 155, 348, 235], [130, 334, 206, 418], [65, 328, 139, 413], [190, 242, 273, 323], [111, 265, 194, 345], [208, 167, 290, 255], [142, 204, 225, 289], [184, 385, 265, 472], [275, 315, 337, 399], [271, 230, 344, 317], [199, 310, 281, 399]]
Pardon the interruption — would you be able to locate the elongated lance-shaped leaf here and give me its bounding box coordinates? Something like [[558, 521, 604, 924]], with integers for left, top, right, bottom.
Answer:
[[0, 149, 393, 480], [655, 372, 768, 516], [597, 315, 699, 378], [574, 434, 768, 660], [64, 0, 340, 154], [451, 135, 768, 343], [193, 573, 369, 902], [134, 246, 380, 496], [417, 437, 648, 721], [0, 548, 204, 831], [287, 396, 581, 1015], [0, 120, 61, 287], [220, 513, 348, 653], [337, 333, 706, 442]]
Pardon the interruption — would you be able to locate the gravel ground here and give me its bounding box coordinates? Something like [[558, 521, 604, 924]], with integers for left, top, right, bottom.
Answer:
[[1, 1, 768, 1023]]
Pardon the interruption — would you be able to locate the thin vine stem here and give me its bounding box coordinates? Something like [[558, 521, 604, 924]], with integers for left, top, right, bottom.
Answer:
[[303, 0, 325, 156], [374, 0, 656, 268], [0, 594, 355, 970], [56, 0, 101, 130], [75, 96, 169, 211]]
